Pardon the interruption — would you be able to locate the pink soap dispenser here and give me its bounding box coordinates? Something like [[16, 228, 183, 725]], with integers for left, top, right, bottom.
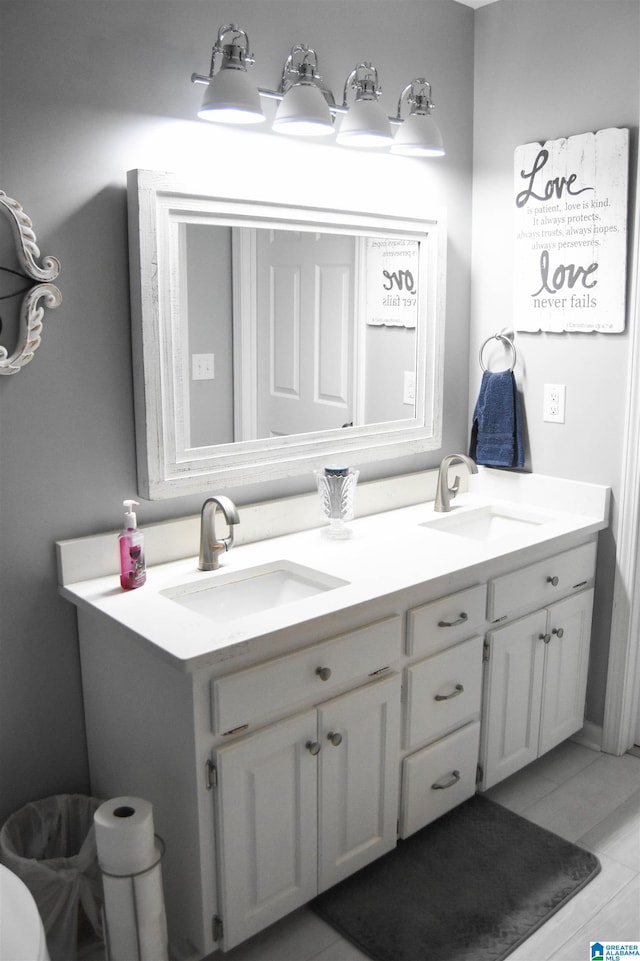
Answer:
[[119, 499, 146, 591]]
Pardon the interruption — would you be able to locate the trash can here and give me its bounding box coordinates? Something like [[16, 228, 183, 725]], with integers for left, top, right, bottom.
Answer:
[[0, 794, 104, 961]]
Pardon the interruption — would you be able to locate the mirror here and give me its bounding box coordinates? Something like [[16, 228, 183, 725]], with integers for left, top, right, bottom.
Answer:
[[127, 169, 445, 499]]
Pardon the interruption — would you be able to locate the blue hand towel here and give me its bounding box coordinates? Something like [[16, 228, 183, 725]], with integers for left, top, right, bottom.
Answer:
[[469, 369, 524, 468]]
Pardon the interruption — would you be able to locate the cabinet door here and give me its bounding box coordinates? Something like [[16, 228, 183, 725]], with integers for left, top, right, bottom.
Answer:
[[540, 590, 594, 755], [215, 711, 318, 950], [317, 673, 401, 893], [482, 610, 547, 789]]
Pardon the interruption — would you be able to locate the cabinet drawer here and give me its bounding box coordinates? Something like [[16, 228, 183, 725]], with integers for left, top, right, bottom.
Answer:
[[488, 541, 596, 623], [406, 584, 486, 656], [211, 615, 402, 734], [404, 635, 483, 749], [399, 721, 480, 838]]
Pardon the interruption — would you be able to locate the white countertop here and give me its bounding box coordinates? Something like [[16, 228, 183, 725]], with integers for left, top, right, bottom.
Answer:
[[58, 471, 610, 673]]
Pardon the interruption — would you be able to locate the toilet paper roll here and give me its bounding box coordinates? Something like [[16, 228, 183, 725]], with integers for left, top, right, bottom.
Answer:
[[94, 796, 156, 876]]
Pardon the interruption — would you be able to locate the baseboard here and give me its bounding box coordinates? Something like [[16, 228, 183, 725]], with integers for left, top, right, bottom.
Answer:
[[571, 720, 603, 752]]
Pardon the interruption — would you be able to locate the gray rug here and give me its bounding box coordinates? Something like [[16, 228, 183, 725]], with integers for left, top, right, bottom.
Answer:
[[311, 794, 600, 961]]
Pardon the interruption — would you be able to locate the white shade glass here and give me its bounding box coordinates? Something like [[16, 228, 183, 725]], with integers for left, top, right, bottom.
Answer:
[[336, 99, 392, 148], [273, 84, 334, 137], [198, 68, 265, 124], [391, 113, 445, 157]]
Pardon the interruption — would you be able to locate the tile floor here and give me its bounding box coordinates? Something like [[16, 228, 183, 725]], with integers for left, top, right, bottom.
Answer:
[[214, 741, 640, 961]]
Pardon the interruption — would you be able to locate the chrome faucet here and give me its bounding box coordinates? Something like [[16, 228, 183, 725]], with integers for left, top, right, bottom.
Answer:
[[434, 454, 478, 512], [198, 495, 240, 571]]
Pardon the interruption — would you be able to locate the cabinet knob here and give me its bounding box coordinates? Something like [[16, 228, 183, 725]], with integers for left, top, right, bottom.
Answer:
[[305, 740, 321, 756], [315, 666, 332, 681], [431, 770, 461, 791], [552, 627, 565, 639], [539, 633, 552, 644], [434, 683, 464, 702], [547, 575, 560, 587], [438, 612, 468, 628], [327, 731, 343, 746]]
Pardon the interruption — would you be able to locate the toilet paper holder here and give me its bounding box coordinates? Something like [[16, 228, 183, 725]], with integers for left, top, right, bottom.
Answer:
[[100, 834, 167, 961]]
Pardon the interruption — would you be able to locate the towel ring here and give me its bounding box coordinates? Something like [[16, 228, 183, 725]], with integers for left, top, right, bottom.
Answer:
[[479, 332, 517, 373]]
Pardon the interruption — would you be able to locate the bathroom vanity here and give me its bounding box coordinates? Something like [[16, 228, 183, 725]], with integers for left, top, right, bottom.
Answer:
[[57, 468, 609, 959]]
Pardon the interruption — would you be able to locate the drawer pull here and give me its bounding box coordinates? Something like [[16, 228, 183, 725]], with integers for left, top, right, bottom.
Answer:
[[552, 627, 565, 639], [438, 612, 468, 628], [432, 769, 461, 791], [539, 633, 551, 644], [547, 575, 560, 587], [315, 666, 332, 681], [327, 731, 343, 747], [306, 740, 321, 756], [434, 683, 464, 702]]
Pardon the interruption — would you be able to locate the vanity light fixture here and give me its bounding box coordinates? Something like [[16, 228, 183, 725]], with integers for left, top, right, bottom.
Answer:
[[335, 63, 393, 148], [390, 79, 445, 157], [191, 25, 445, 156], [196, 25, 265, 125], [272, 44, 334, 137]]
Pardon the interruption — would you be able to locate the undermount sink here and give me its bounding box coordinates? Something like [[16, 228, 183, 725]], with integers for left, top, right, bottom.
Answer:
[[419, 504, 553, 542], [161, 561, 349, 622]]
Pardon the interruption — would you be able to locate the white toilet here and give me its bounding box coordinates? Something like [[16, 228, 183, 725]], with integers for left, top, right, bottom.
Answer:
[[0, 864, 50, 961]]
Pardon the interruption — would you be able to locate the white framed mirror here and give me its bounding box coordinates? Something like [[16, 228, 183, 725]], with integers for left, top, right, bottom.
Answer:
[[127, 169, 446, 499]]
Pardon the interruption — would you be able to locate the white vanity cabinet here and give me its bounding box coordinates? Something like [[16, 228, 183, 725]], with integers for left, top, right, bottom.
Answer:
[[480, 541, 597, 790], [214, 672, 400, 950], [58, 477, 609, 960]]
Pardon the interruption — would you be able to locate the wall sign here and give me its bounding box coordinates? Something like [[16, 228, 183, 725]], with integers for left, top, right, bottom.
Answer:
[[366, 238, 419, 327], [513, 127, 628, 333]]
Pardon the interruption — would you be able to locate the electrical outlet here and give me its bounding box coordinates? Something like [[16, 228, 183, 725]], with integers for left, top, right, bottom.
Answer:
[[543, 383, 566, 423], [403, 370, 416, 405], [192, 353, 215, 381]]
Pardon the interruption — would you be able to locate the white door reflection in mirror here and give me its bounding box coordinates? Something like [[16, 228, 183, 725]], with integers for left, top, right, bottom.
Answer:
[[255, 229, 355, 438]]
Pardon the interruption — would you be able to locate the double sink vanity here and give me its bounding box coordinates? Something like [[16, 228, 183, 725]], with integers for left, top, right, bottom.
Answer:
[[57, 466, 609, 959]]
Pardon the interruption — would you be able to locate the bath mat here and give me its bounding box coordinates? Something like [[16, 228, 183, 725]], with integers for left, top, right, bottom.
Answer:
[[311, 794, 600, 961]]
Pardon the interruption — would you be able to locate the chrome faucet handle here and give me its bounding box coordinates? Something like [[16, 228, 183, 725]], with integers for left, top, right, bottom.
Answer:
[[215, 494, 240, 551]]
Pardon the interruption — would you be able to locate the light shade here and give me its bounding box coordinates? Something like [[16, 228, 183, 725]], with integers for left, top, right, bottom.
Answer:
[[336, 99, 392, 148], [198, 66, 265, 124], [273, 84, 334, 137], [391, 112, 445, 157]]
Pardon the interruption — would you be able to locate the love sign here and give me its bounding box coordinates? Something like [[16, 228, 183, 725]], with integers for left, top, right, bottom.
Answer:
[[513, 128, 628, 332], [366, 238, 419, 328]]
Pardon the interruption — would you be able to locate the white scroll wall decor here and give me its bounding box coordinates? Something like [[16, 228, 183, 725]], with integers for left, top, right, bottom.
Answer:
[[513, 127, 628, 333], [0, 190, 61, 374]]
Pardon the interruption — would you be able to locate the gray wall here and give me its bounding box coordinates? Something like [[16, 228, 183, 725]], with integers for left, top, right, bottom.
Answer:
[[1, 0, 636, 827], [0, 1, 474, 824], [470, 0, 639, 728]]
